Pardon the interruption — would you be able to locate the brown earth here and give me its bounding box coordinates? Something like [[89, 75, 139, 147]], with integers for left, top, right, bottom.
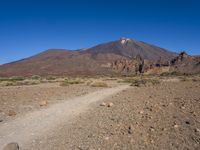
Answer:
[[0, 77, 200, 150], [0, 82, 108, 123]]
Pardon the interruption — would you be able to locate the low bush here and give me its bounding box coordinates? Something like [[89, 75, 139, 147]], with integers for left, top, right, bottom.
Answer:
[[121, 77, 160, 87], [1, 80, 40, 86], [0, 76, 25, 82], [91, 82, 108, 87], [31, 75, 41, 80], [46, 76, 57, 80], [60, 79, 84, 86]]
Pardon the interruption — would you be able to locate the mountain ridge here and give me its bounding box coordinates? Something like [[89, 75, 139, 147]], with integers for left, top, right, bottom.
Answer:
[[0, 38, 180, 76]]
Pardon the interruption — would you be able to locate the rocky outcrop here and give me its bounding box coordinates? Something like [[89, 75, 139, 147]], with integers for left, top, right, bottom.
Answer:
[[111, 55, 154, 75], [170, 52, 200, 74], [111, 52, 200, 75]]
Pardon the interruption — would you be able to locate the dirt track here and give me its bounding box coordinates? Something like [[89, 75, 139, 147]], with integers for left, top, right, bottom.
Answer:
[[0, 84, 129, 149]]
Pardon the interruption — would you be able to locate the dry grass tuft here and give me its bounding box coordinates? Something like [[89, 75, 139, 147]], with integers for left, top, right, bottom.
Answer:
[[60, 79, 84, 86], [91, 82, 108, 87], [121, 77, 160, 87]]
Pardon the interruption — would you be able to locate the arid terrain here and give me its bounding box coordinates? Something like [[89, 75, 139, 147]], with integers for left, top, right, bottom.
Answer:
[[0, 75, 200, 150]]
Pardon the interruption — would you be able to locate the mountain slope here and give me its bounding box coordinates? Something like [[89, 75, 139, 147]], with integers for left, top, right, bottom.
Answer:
[[84, 38, 176, 60], [0, 38, 177, 76]]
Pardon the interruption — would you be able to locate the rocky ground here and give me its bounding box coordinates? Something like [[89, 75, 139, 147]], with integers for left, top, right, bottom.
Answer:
[[0, 78, 200, 150], [0, 82, 102, 123]]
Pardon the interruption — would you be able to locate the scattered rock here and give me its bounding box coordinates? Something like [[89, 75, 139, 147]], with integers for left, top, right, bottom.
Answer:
[[139, 110, 144, 114], [150, 139, 154, 144], [162, 128, 167, 131], [100, 102, 106, 106], [185, 121, 190, 125], [39, 100, 48, 107], [104, 136, 109, 140], [108, 102, 114, 107], [149, 126, 155, 132], [194, 128, 200, 133], [174, 124, 179, 128], [8, 110, 17, 116], [0, 119, 3, 122], [180, 106, 185, 109], [128, 125, 134, 134], [3, 143, 19, 150]]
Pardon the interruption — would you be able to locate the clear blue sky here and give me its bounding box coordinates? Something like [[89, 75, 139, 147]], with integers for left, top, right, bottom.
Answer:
[[0, 0, 200, 64]]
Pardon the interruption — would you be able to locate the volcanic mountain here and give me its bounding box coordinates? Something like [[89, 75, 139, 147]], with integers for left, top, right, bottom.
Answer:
[[0, 38, 177, 76]]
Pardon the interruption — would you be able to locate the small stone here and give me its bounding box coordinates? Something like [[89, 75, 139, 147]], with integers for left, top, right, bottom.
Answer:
[[139, 110, 144, 114], [194, 128, 200, 133], [0, 119, 3, 122], [150, 139, 154, 144], [8, 110, 17, 116], [181, 106, 185, 109], [128, 125, 134, 134], [3, 143, 19, 150], [185, 121, 190, 125], [149, 126, 155, 132], [39, 101, 48, 107], [174, 124, 179, 128], [104, 137, 109, 140], [108, 102, 114, 107], [100, 102, 106, 106]]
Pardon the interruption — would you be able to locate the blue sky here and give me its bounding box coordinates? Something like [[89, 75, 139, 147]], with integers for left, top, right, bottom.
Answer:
[[0, 0, 200, 64]]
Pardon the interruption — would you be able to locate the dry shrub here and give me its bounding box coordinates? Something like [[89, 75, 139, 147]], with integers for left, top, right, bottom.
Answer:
[[60, 79, 84, 86], [91, 82, 108, 87], [121, 77, 160, 87], [0, 76, 25, 82], [1, 80, 40, 86]]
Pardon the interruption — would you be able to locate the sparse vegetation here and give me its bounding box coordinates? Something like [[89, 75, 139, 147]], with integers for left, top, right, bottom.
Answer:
[[46, 76, 57, 80], [178, 75, 200, 82], [31, 75, 41, 80], [91, 82, 108, 87], [0, 80, 40, 86], [121, 77, 160, 87], [0, 76, 25, 82], [60, 78, 84, 86], [160, 71, 181, 77]]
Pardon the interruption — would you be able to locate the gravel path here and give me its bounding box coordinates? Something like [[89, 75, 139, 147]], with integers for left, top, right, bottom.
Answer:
[[0, 85, 129, 149]]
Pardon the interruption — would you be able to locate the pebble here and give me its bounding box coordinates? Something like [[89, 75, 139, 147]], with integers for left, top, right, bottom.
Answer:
[[100, 102, 106, 106], [139, 110, 144, 114], [162, 128, 167, 131], [104, 137, 109, 140], [108, 102, 114, 107], [174, 124, 179, 128], [185, 121, 190, 125], [149, 126, 155, 132], [128, 125, 133, 134], [195, 128, 200, 133], [180, 106, 185, 109], [39, 100, 48, 107], [3, 143, 19, 150]]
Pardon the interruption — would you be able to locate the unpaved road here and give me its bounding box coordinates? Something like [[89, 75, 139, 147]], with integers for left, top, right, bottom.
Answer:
[[0, 85, 129, 149]]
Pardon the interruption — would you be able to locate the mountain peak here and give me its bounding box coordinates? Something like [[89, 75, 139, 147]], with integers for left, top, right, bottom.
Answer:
[[119, 37, 132, 45]]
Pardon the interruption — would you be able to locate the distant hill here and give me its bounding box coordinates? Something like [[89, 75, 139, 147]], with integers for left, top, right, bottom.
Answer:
[[0, 38, 178, 76]]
